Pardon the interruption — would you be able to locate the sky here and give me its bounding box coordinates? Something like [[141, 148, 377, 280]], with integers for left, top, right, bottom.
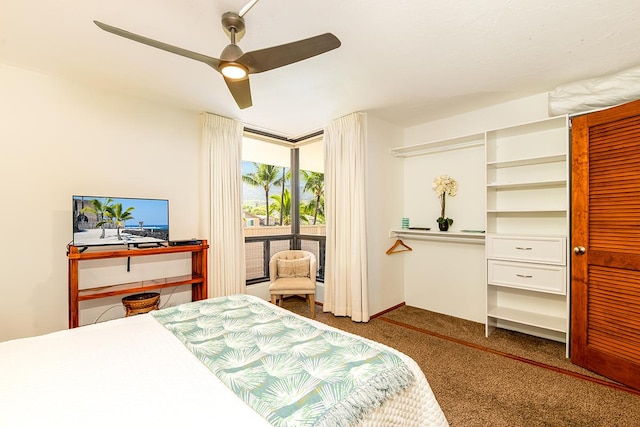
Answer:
[[74, 196, 169, 226]]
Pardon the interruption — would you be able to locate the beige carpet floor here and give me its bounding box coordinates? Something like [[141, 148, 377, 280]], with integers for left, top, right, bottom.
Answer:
[[282, 297, 640, 427]]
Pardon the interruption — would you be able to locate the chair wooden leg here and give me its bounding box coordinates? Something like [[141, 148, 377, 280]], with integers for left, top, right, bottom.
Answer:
[[309, 294, 315, 319], [271, 295, 276, 305]]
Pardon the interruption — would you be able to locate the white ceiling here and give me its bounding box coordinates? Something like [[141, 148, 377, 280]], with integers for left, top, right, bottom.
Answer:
[[2, 0, 640, 138]]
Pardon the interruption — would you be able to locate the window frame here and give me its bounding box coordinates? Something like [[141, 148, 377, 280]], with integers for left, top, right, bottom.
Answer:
[[242, 130, 325, 285]]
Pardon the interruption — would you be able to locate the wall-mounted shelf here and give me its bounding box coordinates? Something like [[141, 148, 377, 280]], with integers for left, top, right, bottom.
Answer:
[[390, 133, 485, 157], [390, 229, 485, 244]]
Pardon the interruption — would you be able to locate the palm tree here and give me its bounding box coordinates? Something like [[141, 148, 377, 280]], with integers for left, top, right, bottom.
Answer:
[[81, 198, 113, 238], [300, 195, 325, 224], [301, 170, 325, 225], [242, 163, 283, 226], [105, 203, 135, 240], [270, 189, 292, 225], [277, 167, 292, 226]]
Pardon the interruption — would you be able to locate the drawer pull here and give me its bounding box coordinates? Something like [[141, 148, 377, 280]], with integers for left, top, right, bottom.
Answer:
[[516, 274, 533, 278], [515, 247, 532, 250]]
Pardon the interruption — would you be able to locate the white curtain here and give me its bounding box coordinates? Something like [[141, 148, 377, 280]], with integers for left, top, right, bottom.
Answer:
[[323, 112, 369, 322], [200, 113, 246, 297]]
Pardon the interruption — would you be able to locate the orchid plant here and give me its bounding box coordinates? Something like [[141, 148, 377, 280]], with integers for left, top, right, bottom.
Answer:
[[432, 175, 458, 228]]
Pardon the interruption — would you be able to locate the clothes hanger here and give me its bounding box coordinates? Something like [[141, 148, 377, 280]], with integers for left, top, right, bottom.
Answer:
[[385, 239, 412, 255]]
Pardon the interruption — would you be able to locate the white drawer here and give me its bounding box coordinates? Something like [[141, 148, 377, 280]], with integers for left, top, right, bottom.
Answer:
[[487, 235, 566, 264], [487, 260, 566, 294]]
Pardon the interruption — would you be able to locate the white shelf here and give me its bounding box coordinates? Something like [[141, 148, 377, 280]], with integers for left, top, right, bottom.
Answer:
[[487, 209, 566, 214], [486, 115, 567, 134], [390, 229, 485, 244], [390, 133, 484, 157], [487, 154, 566, 168], [487, 306, 567, 333], [486, 179, 566, 189]]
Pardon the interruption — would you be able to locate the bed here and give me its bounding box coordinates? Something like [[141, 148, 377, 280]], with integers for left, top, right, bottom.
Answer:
[[0, 294, 448, 426]]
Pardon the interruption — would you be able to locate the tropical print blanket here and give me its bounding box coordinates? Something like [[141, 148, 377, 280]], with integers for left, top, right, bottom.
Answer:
[[151, 294, 414, 427]]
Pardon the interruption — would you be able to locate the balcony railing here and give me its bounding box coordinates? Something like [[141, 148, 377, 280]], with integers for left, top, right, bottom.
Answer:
[[244, 227, 326, 285]]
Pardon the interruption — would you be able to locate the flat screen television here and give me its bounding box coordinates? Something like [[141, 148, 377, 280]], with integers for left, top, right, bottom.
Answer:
[[72, 195, 169, 247]]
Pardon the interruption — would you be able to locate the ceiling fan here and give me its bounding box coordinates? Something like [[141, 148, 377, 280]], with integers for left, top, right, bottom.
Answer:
[[94, 0, 341, 109]]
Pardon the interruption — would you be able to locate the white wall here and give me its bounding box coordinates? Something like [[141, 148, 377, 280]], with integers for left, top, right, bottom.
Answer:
[[403, 93, 551, 143], [365, 115, 405, 315], [0, 63, 201, 341], [400, 93, 552, 322], [400, 145, 487, 322]]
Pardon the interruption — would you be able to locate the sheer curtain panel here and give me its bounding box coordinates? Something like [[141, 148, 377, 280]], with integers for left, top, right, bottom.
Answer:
[[200, 113, 246, 296], [323, 112, 370, 322]]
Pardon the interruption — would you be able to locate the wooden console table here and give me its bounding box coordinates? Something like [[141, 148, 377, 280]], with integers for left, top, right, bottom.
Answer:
[[67, 240, 208, 328]]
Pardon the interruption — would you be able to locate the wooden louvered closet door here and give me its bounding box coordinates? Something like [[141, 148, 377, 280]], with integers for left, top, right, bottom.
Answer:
[[571, 99, 640, 389]]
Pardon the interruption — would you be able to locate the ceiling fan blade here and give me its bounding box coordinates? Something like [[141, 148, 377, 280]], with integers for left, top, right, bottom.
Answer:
[[94, 21, 221, 69], [238, 33, 341, 74], [224, 76, 252, 109]]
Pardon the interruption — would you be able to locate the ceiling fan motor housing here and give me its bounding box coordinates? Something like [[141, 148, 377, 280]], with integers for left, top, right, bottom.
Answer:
[[221, 12, 246, 42], [220, 43, 244, 61]]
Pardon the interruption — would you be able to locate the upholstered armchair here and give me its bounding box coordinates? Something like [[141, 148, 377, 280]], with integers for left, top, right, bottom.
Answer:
[[269, 250, 317, 318]]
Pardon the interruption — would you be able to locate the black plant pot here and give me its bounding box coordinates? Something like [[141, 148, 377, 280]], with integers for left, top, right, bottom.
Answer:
[[438, 221, 449, 231]]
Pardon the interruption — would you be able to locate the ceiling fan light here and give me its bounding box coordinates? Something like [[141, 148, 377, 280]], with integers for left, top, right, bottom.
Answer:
[[220, 63, 248, 79]]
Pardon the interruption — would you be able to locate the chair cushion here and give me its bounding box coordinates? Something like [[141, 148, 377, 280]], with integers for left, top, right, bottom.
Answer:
[[269, 277, 316, 293], [277, 257, 310, 278]]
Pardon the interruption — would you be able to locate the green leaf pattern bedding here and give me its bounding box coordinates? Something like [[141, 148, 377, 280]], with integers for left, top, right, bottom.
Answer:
[[152, 294, 414, 426]]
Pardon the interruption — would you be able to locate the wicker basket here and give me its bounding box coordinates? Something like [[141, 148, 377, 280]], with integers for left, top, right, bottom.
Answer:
[[122, 292, 160, 316]]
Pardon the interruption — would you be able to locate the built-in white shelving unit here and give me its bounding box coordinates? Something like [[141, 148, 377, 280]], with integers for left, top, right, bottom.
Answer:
[[485, 116, 570, 351], [391, 116, 570, 353]]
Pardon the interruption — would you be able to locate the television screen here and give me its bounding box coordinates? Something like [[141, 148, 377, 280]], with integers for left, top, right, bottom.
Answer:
[[73, 196, 169, 247]]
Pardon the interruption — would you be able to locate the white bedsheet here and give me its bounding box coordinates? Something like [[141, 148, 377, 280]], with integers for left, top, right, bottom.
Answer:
[[0, 296, 448, 426]]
